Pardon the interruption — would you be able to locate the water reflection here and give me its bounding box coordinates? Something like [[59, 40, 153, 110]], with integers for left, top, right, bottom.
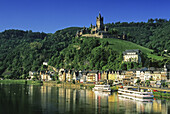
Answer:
[[0, 84, 170, 114]]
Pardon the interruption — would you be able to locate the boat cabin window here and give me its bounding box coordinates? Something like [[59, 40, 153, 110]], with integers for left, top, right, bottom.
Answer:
[[142, 94, 148, 95]]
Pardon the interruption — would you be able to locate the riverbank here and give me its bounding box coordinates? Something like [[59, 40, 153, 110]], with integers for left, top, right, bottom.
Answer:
[[153, 92, 170, 99], [0, 80, 94, 89], [0, 79, 42, 85], [132, 86, 170, 99], [43, 81, 95, 90], [1, 80, 170, 98], [0, 80, 118, 91], [43, 81, 119, 91]]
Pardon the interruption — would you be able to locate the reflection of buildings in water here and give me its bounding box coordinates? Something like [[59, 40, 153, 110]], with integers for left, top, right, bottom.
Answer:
[[118, 97, 153, 113], [136, 100, 152, 113], [143, 102, 152, 113], [41, 86, 47, 94], [167, 101, 170, 114], [29, 85, 34, 104], [152, 100, 167, 114], [118, 96, 169, 114], [58, 87, 66, 113], [34, 86, 170, 114], [153, 100, 161, 113], [40, 86, 52, 112], [108, 92, 118, 102], [108, 93, 119, 114], [66, 89, 95, 113], [118, 97, 137, 113], [58, 88, 88, 113], [72, 89, 77, 114], [85, 90, 95, 108], [93, 91, 109, 114], [66, 89, 71, 113], [79, 89, 86, 103], [29, 85, 33, 96]]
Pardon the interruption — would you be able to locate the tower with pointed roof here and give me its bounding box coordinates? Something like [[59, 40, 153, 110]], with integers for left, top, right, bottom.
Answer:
[[96, 13, 104, 30]]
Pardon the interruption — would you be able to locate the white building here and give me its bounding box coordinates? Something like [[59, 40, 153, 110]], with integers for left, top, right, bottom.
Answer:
[[43, 62, 48, 66], [144, 71, 152, 81], [140, 71, 145, 82], [123, 49, 141, 63], [136, 71, 141, 78]]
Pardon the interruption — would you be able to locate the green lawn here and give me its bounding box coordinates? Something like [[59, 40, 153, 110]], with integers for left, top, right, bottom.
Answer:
[[103, 38, 152, 53]]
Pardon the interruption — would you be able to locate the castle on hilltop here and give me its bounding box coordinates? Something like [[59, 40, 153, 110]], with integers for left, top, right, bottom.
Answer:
[[76, 13, 110, 38]]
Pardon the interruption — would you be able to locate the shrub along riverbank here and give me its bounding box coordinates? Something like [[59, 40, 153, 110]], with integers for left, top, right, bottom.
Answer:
[[43, 81, 96, 89], [110, 86, 119, 91], [0, 79, 42, 85], [153, 92, 170, 99]]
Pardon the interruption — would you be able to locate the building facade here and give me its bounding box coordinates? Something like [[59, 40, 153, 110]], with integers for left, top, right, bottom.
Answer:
[[123, 49, 141, 63]]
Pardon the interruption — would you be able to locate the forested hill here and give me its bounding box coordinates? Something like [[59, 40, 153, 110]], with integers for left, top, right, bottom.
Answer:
[[0, 27, 81, 79], [105, 18, 170, 53], [0, 18, 170, 79], [48, 37, 168, 71]]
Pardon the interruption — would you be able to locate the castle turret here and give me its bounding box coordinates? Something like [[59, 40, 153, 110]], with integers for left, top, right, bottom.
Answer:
[[104, 26, 108, 32], [90, 23, 93, 28], [96, 13, 104, 30]]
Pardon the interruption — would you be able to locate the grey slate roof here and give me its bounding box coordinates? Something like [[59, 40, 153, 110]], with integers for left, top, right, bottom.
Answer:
[[123, 49, 140, 55]]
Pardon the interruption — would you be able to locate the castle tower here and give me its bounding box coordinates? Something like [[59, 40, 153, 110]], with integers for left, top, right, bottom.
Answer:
[[96, 13, 104, 30]]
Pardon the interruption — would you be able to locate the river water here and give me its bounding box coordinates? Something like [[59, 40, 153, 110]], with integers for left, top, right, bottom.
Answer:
[[0, 84, 169, 114]]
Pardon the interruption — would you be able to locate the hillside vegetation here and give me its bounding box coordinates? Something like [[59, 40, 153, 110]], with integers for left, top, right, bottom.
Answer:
[[0, 27, 80, 79], [48, 37, 168, 71], [106, 18, 170, 52], [0, 18, 170, 79], [101, 38, 165, 60]]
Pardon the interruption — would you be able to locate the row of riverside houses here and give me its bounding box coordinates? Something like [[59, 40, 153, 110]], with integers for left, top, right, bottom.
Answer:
[[29, 70, 55, 81], [29, 64, 169, 87], [57, 65, 170, 87]]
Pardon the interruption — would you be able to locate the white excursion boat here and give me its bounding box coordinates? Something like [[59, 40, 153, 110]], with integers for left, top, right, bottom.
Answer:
[[94, 91, 111, 96], [93, 85, 111, 92], [118, 86, 154, 102]]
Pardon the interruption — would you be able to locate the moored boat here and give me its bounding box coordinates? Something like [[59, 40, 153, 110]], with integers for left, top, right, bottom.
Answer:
[[118, 86, 154, 101], [93, 85, 111, 92]]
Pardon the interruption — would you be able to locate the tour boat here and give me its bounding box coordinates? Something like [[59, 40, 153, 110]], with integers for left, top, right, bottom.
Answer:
[[119, 96, 153, 103], [93, 85, 111, 92], [94, 91, 111, 96], [118, 86, 154, 102]]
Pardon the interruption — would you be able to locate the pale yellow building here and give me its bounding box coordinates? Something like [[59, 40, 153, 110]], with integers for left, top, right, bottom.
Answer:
[[58, 68, 65, 81], [161, 71, 167, 80], [152, 71, 161, 81], [108, 71, 116, 81]]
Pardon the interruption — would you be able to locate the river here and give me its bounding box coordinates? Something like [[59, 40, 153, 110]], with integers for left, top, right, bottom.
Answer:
[[0, 84, 169, 114]]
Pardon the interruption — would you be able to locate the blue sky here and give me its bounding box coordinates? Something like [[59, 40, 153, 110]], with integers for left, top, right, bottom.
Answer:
[[1, 0, 170, 33]]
